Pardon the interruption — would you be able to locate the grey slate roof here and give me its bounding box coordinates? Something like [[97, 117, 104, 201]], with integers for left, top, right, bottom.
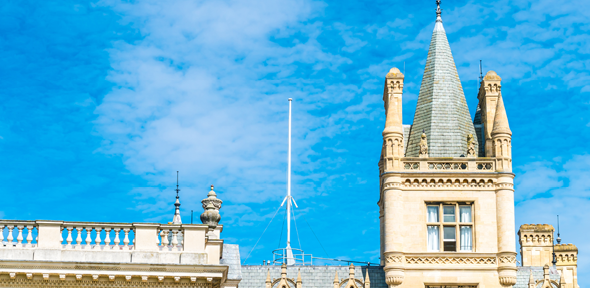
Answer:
[[221, 244, 242, 280], [515, 266, 561, 288], [403, 125, 412, 156], [239, 265, 385, 288], [239, 265, 559, 287], [405, 17, 479, 157]]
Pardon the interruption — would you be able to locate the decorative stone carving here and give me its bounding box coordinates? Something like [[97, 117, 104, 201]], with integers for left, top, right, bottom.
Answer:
[[385, 276, 403, 287], [200, 185, 223, 231], [418, 132, 428, 158], [386, 256, 402, 264], [405, 256, 496, 265], [467, 133, 476, 157], [334, 264, 367, 288], [499, 255, 516, 264], [499, 276, 517, 286]]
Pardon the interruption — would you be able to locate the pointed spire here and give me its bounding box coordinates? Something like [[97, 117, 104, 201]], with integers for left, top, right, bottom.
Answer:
[[528, 270, 535, 288], [333, 271, 339, 287], [405, 0, 478, 157], [434, 0, 444, 31], [491, 93, 512, 135], [297, 269, 302, 284], [559, 269, 566, 287], [265, 269, 271, 288], [364, 269, 370, 288], [172, 171, 182, 224]]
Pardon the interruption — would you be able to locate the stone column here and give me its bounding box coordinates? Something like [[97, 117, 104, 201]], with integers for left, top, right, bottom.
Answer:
[[382, 175, 404, 288], [496, 174, 517, 286], [380, 205, 385, 266]]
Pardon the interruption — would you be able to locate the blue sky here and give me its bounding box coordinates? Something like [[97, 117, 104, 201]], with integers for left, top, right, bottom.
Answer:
[[0, 0, 589, 283]]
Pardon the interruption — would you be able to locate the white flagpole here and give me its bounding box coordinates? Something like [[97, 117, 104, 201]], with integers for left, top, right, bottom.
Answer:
[[286, 98, 294, 265]]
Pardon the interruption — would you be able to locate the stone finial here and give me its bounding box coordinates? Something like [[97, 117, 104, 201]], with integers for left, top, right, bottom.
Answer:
[[200, 185, 223, 231], [419, 132, 429, 158], [491, 94, 511, 136], [528, 270, 535, 288], [467, 133, 476, 157], [333, 271, 339, 288], [559, 269, 566, 288], [265, 269, 271, 288], [297, 269, 302, 288], [364, 269, 370, 288]]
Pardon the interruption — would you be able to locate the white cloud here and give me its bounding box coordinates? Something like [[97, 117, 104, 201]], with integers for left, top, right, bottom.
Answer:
[[93, 0, 362, 219]]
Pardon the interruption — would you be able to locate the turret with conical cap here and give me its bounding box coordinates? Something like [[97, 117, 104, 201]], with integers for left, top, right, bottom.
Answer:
[[491, 93, 512, 171]]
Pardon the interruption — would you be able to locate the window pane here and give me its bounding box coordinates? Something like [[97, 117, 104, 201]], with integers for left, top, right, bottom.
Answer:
[[460, 226, 472, 251], [443, 226, 456, 240], [443, 241, 456, 251], [427, 226, 440, 251], [460, 206, 472, 222], [443, 205, 455, 222], [427, 206, 439, 222]]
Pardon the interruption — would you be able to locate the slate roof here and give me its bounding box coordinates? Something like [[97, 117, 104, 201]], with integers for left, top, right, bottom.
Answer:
[[515, 266, 561, 288], [239, 265, 561, 287], [221, 244, 242, 280], [405, 16, 478, 157]]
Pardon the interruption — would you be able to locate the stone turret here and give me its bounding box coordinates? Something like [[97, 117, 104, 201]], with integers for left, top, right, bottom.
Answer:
[[491, 94, 512, 172], [555, 244, 579, 288], [380, 67, 405, 172], [518, 224, 555, 266], [477, 70, 502, 156]]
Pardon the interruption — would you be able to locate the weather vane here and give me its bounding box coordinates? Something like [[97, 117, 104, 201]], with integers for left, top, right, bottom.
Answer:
[[436, 0, 442, 18]]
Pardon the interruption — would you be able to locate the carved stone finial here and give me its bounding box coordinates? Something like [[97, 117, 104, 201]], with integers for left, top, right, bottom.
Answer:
[[436, 0, 442, 21], [419, 132, 429, 158], [467, 133, 476, 157], [200, 185, 223, 231]]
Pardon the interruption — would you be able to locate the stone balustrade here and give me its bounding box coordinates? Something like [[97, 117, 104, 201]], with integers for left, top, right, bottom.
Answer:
[[401, 157, 496, 172], [0, 220, 223, 265]]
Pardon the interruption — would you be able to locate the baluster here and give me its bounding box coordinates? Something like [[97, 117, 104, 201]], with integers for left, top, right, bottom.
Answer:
[[157, 229, 162, 247], [123, 228, 130, 250], [114, 228, 121, 248], [162, 230, 169, 248], [26, 226, 33, 247], [75, 227, 83, 248], [104, 227, 112, 248], [85, 227, 92, 248], [0, 225, 5, 248], [94, 227, 103, 248], [171, 230, 179, 247], [66, 227, 73, 248], [60, 227, 64, 245], [16, 226, 24, 247], [7, 226, 14, 248]]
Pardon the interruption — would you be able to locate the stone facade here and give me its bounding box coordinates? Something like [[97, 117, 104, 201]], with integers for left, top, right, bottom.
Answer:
[[378, 8, 517, 288]]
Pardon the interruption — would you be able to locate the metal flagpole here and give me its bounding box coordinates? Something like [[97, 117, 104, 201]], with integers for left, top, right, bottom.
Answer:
[[286, 98, 294, 265]]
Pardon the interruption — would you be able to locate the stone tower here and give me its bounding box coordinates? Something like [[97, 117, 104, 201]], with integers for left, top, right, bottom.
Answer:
[[378, 1, 517, 287]]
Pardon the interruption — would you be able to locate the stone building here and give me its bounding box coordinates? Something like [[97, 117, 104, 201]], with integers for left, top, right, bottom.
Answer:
[[0, 1, 581, 288]]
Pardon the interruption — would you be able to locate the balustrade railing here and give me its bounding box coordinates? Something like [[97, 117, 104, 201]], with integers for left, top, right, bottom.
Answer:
[[60, 223, 135, 250], [400, 158, 496, 172], [0, 221, 38, 248], [158, 225, 183, 251]]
